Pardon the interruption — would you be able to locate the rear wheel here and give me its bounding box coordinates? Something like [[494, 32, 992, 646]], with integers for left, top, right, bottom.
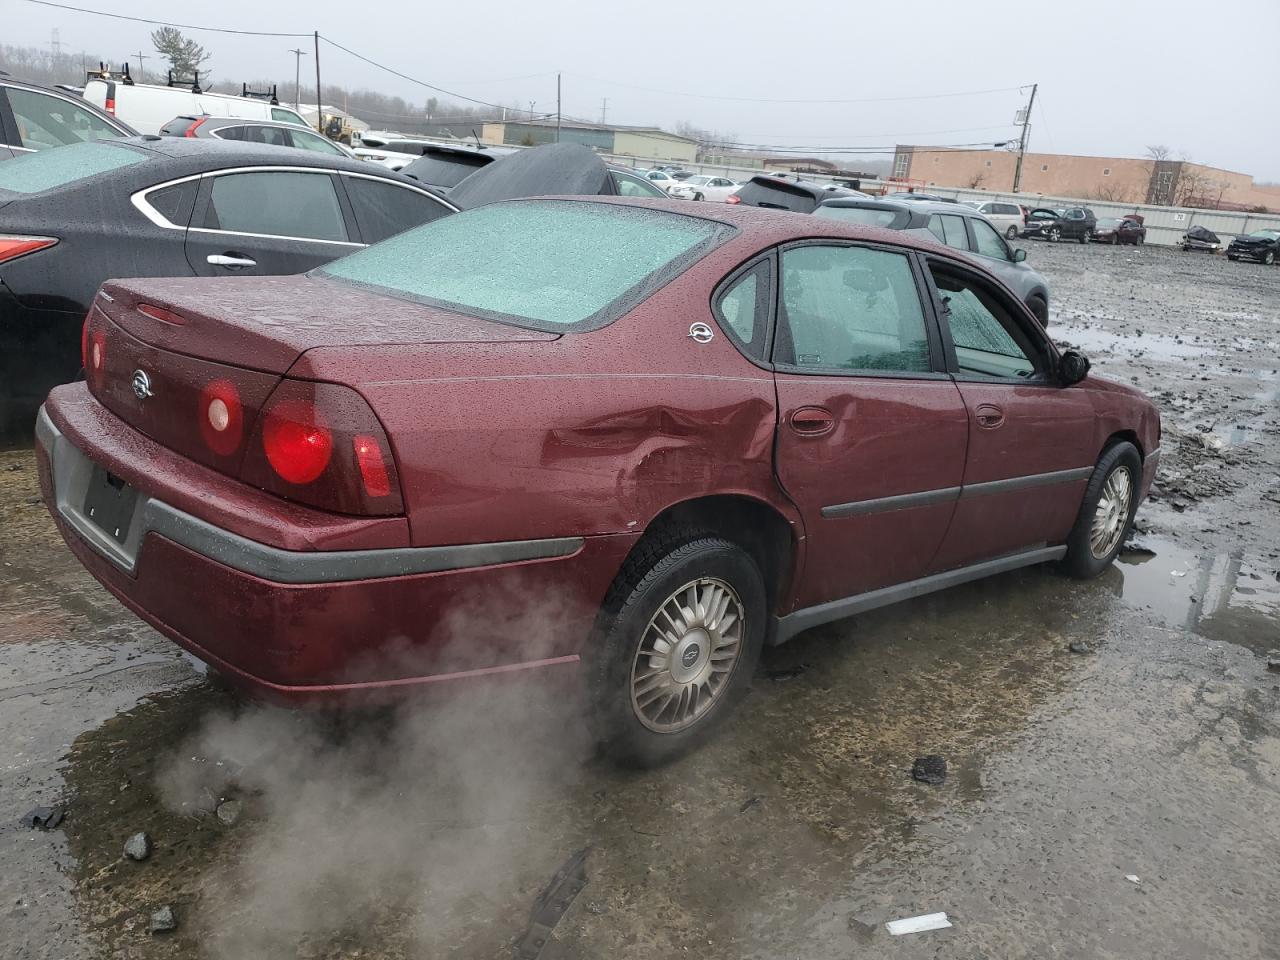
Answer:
[[1062, 442, 1141, 579], [1026, 294, 1049, 327], [589, 534, 765, 766], [1079, 230, 1091, 244], [1005, 225, 1018, 239]]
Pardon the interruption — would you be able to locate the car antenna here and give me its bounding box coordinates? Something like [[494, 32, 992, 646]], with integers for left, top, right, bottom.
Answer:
[[471, 128, 485, 150]]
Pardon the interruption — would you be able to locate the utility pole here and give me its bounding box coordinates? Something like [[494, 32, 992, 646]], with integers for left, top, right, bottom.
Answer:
[[599, 98, 608, 125], [133, 50, 149, 78], [556, 72, 561, 142], [313, 31, 323, 134], [288, 48, 307, 110], [528, 100, 536, 118], [1011, 82, 1037, 193]]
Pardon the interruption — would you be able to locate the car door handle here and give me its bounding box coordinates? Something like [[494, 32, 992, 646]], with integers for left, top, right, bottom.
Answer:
[[789, 406, 835, 436], [975, 403, 1005, 429], [207, 253, 257, 269]]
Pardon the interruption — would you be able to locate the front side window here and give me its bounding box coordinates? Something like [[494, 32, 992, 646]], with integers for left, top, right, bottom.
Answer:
[[344, 176, 450, 244], [776, 244, 931, 373], [931, 266, 1037, 379], [970, 218, 1011, 261], [319, 200, 729, 330], [205, 171, 347, 242], [6, 88, 123, 150]]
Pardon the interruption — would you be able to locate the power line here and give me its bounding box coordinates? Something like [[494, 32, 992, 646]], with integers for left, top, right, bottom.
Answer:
[[572, 74, 1028, 105], [18, 0, 312, 36], [729, 123, 1019, 141]]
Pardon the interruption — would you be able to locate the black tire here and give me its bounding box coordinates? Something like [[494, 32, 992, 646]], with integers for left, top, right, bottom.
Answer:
[[1228, 255, 1238, 261], [693, 192, 704, 201], [1005, 225, 1018, 239], [1062, 441, 1142, 579], [1026, 295, 1049, 327], [1135, 235, 1144, 246], [589, 532, 766, 766], [1265, 250, 1276, 266], [1110, 234, 1118, 245], [1079, 230, 1091, 244]]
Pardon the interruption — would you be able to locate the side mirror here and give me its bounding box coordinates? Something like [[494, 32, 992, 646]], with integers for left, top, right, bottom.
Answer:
[[1012, 247, 1027, 262], [1058, 349, 1090, 386]]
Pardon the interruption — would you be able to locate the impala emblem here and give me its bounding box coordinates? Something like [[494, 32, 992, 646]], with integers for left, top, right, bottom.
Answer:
[[688, 322, 715, 344], [131, 369, 153, 400]]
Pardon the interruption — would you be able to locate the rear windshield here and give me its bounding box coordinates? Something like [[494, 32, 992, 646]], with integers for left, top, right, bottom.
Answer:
[[0, 141, 145, 194], [403, 152, 490, 188], [318, 200, 731, 330], [814, 205, 907, 229], [733, 179, 819, 213]]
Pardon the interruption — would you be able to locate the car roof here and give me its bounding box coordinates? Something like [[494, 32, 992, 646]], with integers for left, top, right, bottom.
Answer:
[[820, 196, 974, 217], [114, 134, 388, 175]]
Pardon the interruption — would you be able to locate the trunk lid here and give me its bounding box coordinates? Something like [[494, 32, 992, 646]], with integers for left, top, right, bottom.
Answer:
[[99, 274, 557, 374], [88, 275, 556, 476]]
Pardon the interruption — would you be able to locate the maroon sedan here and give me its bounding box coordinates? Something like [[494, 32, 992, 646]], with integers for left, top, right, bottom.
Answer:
[[37, 198, 1160, 763]]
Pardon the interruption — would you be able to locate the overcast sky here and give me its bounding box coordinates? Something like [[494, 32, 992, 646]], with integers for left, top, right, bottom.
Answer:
[[9, 0, 1280, 179]]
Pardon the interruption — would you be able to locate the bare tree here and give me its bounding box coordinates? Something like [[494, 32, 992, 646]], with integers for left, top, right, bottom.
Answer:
[[1145, 144, 1171, 162], [1091, 183, 1133, 202], [966, 168, 988, 189]]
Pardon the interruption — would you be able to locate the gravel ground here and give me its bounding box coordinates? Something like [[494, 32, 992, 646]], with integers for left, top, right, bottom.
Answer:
[[1, 241, 1277, 960]]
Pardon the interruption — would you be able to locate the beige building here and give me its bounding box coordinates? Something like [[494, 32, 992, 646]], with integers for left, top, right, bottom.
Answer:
[[892, 145, 1276, 211]]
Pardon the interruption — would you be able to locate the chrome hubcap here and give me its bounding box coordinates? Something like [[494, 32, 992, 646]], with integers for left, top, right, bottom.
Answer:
[[1090, 466, 1133, 559], [630, 578, 744, 733]]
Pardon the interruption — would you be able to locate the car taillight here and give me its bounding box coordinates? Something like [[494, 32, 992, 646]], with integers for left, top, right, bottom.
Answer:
[[725, 194, 741, 204], [105, 97, 116, 115], [86, 328, 106, 391], [199, 379, 244, 457], [184, 117, 209, 138], [240, 379, 403, 516], [0, 235, 58, 264]]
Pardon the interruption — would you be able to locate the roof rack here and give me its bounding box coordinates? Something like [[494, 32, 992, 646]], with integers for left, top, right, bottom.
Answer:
[[241, 83, 279, 105], [167, 70, 202, 94], [87, 62, 134, 85]]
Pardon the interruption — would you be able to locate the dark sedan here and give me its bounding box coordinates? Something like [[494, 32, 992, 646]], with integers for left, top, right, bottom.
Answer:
[[1093, 216, 1146, 245], [1021, 206, 1096, 243], [0, 137, 455, 438], [1227, 229, 1279, 265]]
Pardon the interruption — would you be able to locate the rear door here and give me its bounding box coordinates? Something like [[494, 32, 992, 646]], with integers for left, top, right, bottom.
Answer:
[[338, 173, 454, 244], [184, 168, 362, 276], [771, 241, 968, 608], [923, 257, 1095, 571]]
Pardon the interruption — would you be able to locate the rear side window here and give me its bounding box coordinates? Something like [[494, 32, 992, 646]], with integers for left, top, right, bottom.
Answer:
[[0, 141, 143, 193], [929, 214, 969, 250], [344, 177, 450, 244], [289, 130, 344, 155], [403, 153, 489, 188], [776, 244, 931, 373], [271, 107, 306, 125], [814, 206, 906, 229], [204, 171, 347, 242], [242, 125, 289, 147], [715, 260, 771, 362], [7, 88, 123, 150], [320, 200, 729, 329], [145, 180, 199, 226], [211, 125, 247, 141]]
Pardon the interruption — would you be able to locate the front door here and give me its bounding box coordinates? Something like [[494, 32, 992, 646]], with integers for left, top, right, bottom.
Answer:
[[923, 258, 1096, 572], [771, 241, 969, 609], [184, 169, 363, 277]]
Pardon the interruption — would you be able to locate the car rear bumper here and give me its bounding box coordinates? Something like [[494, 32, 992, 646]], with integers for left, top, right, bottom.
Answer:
[[37, 399, 638, 704]]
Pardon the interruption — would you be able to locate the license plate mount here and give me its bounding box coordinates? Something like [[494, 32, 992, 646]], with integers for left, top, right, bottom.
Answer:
[[82, 466, 138, 545]]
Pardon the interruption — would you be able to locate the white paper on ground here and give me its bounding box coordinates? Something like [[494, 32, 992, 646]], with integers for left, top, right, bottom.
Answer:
[[886, 912, 953, 935]]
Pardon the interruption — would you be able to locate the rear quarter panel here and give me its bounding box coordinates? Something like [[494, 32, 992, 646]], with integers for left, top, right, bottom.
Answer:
[[295, 245, 790, 548]]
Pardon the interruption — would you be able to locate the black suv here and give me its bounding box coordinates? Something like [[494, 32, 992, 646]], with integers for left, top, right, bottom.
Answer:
[[1021, 206, 1097, 243], [728, 174, 866, 213], [1227, 229, 1280, 265], [0, 73, 134, 159]]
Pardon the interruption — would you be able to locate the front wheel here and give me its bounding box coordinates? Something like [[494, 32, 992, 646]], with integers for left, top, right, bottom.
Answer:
[[590, 535, 765, 766], [1005, 225, 1019, 239], [1062, 442, 1141, 579], [1079, 230, 1091, 244], [1026, 295, 1048, 327], [1265, 250, 1276, 265], [1047, 226, 1062, 242], [693, 192, 704, 201]]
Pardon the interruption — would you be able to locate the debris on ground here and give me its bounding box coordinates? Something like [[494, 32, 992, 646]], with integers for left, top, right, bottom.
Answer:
[[215, 800, 242, 826], [739, 795, 762, 814], [148, 905, 176, 934], [1122, 538, 1158, 557], [21, 806, 65, 830], [1125, 874, 1141, 884], [1266, 654, 1280, 673], [512, 847, 591, 960], [886, 912, 952, 935], [765, 664, 807, 681], [123, 832, 152, 861], [1069, 641, 1094, 655], [911, 756, 947, 785]]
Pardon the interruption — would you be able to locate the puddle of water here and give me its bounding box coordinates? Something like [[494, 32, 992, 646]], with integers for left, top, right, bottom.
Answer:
[[1054, 325, 1216, 361], [1114, 536, 1280, 654], [1224, 372, 1279, 448]]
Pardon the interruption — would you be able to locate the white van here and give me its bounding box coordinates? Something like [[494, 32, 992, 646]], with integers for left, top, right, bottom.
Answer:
[[82, 72, 309, 136]]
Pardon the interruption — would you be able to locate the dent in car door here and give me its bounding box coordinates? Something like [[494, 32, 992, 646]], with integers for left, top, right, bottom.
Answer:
[[771, 242, 968, 609], [924, 259, 1095, 571], [183, 169, 362, 276]]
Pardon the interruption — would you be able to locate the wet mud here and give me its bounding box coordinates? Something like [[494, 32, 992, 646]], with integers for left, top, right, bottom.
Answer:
[[2, 242, 1279, 959]]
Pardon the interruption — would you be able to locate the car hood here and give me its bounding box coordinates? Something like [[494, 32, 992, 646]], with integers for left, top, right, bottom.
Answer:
[[1231, 235, 1275, 245], [449, 142, 615, 209], [98, 274, 557, 375]]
